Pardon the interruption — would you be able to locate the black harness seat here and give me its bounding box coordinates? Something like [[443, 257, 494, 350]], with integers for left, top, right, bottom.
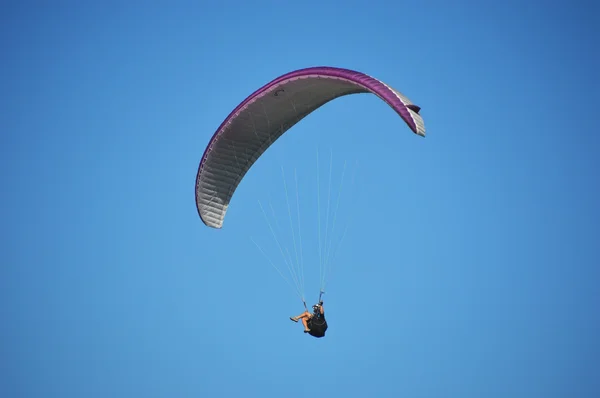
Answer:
[[307, 312, 328, 338]]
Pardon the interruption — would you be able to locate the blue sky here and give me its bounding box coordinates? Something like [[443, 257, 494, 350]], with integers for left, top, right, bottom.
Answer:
[[1, 1, 599, 397]]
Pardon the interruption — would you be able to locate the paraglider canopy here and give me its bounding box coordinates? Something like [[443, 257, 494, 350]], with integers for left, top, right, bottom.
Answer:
[[195, 66, 425, 229]]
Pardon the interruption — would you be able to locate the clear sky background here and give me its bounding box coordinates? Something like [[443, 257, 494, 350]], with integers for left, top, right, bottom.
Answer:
[[1, 1, 599, 397]]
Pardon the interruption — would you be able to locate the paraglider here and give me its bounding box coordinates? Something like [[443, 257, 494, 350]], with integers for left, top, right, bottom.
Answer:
[[290, 301, 327, 338], [194, 66, 425, 336]]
